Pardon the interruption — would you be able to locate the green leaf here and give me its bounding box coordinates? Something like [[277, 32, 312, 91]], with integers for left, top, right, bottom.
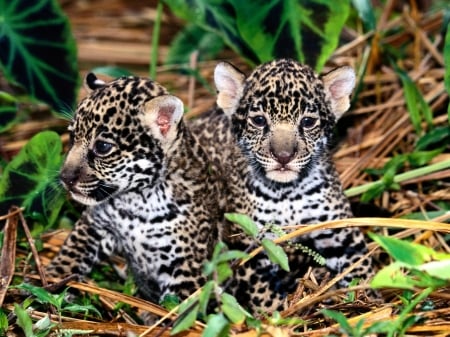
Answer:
[[63, 304, 102, 318], [321, 309, 354, 334], [160, 294, 180, 311], [166, 24, 225, 65], [0, 0, 79, 111], [371, 262, 415, 289], [14, 304, 34, 337], [360, 181, 385, 202], [203, 313, 230, 337], [0, 91, 19, 132], [220, 293, 250, 324], [0, 131, 65, 229], [394, 64, 433, 134], [0, 309, 8, 333], [171, 300, 199, 335], [198, 281, 214, 315], [163, 0, 350, 71], [16, 283, 58, 306], [415, 126, 450, 151], [224, 213, 258, 238], [408, 149, 444, 167], [216, 262, 233, 284], [369, 233, 450, 266], [418, 260, 450, 281], [215, 250, 249, 264], [351, 0, 376, 31], [261, 239, 290, 271], [33, 315, 53, 331]]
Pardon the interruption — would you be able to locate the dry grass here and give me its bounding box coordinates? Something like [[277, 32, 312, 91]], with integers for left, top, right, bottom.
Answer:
[[1, 0, 449, 336]]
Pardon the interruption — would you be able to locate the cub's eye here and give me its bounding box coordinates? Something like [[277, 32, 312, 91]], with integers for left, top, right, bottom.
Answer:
[[301, 117, 317, 129], [250, 115, 267, 128], [93, 140, 114, 156]]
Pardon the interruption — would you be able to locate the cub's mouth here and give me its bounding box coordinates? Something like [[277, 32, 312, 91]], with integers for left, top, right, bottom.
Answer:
[[265, 166, 298, 183], [66, 183, 118, 206]]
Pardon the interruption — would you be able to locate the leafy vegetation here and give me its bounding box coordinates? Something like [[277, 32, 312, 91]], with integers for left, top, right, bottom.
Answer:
[[0, 0, 78, 112], [323, 233, 450, 337], [0, 131, 65, 229], [163, 0, 350, 71]]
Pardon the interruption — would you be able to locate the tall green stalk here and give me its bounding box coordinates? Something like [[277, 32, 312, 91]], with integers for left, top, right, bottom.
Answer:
[[345, 159, 450, 197]]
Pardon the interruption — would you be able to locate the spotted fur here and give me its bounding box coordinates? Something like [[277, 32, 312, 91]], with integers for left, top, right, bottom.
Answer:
[[190, 59, 373, 312], [47, 75, 221, 304]]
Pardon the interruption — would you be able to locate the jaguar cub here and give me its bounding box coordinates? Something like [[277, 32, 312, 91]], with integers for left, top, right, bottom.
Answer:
[[47, 74, 220, 304], [190, 59, 373, 311]]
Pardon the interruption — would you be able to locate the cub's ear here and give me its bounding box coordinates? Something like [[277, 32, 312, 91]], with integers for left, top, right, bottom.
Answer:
[[322, 66, 356, 119], [214, 62, 245, 117], [84, 73, 106, 92], [143, 95, 184, 143]]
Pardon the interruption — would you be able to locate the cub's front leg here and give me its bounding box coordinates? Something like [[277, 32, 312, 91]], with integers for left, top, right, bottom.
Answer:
[[46, 211, 117, 279]]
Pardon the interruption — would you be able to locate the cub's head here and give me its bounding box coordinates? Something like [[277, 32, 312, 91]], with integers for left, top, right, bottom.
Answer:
[[60, 74, 184, 206], [215, 59, 355, 184]]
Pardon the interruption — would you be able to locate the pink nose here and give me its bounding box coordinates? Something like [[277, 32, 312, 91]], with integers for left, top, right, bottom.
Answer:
[[272, 150, 295, 165]]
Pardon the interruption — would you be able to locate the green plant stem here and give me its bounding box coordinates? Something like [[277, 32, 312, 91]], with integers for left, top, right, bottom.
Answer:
[[388, 287, 433, 337], [150, 1, 163, 80], [345, 159, 450, 198]]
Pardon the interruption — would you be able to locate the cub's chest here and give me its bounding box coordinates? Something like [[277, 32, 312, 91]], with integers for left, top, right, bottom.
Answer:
[[248, 173, 346, 228]]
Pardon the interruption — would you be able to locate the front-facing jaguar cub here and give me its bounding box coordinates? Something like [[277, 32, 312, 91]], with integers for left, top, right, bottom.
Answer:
[[190, 59, 374, 312], [47, 74, 220, 304]]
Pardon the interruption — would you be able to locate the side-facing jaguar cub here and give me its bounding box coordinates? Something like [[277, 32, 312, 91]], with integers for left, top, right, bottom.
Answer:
[[190, 59, 373, 312], [47, 74, 221, 304]]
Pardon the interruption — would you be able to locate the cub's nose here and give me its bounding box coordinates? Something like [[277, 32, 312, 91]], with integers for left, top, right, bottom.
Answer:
[[60, 167, 80, 189], [271, 150, 295, 165]]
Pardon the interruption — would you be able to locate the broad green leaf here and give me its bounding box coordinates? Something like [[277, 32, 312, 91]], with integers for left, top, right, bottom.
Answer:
[[418, 260, 450, 280], [369, 233, 450, 266], [0, 91, 18, 132], [0, 131, 65, 229], [224, 213, 258, 238], [0, 0, 79, 111], [371, 262, 415, 289], [166, 24, 225, 65], [220, 293, 250, 324], [163, 0, 350, 71], [14, 304, 34, 337], [261, 239, 290, 271], [203, 313, 230, 337], [216, 262, 233, 283], [171, 299, 199, 335]]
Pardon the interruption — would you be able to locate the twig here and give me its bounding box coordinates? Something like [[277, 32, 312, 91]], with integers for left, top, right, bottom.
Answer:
[[18, 210, 48, 288], [0, 207, 19, 306]]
